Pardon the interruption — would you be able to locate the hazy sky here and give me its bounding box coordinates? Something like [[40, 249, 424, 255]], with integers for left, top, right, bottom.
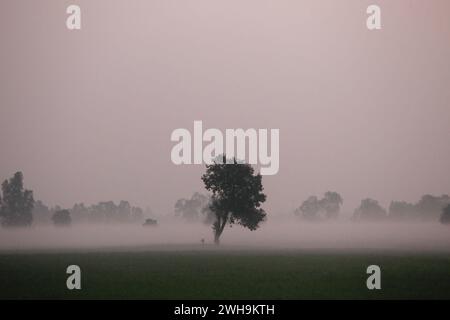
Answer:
[[1, 0, 449, 215]]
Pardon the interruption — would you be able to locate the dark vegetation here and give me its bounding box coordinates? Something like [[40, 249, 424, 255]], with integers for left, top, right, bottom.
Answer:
[[201, 156, 267, 244], [1, 169, 449, 232], [1, 250, 449, 299], [295, 192, 450, 223], [52, 209, 71, 226]]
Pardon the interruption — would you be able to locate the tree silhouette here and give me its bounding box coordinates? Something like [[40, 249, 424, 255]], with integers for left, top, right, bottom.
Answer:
[[32, 200, 52, 224], [388, 201, 417, 221], [295, 191, 343, 220], [201, 155, 266, 244], [0, 172, 34, 227], [353, 198, 387, 221], [319, 191, 343, 219], [416, 194, 450, 221], [67, 201, 144, 224], [440, 204, 450, 225], [131, 206, 144, 223], [71, 203, 89, 223], [295, 196, 321, 221], [174, 192, 210, 223], [52, 209, 71, 226]]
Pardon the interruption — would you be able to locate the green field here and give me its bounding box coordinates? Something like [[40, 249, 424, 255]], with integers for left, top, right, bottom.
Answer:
[[1, 248, 449, 299]]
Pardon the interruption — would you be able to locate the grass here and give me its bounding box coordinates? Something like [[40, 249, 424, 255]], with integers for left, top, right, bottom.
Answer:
[[0, 248, 449, 299]]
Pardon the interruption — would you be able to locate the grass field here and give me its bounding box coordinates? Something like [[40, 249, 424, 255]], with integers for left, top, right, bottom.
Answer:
[[1, 248, 449, 299]]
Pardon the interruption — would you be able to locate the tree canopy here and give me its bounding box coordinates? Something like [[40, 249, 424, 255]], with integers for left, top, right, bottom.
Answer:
[[440, 204, 450, 225], [174, 192, 211, 223], [0, 172, 34, 227], [295, 191, 343, 221], [52, 209, 71, 226], [353, 198, 387, 221], [202, 156, 266, 244]]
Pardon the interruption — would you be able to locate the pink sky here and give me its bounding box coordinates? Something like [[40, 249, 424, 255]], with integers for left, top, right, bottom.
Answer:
[[1, 0, 449, 215]]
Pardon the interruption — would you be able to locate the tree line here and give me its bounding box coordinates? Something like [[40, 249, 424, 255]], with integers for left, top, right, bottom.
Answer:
[[295, 192, 450, 222], [1, 167, 449, 246], [34, 200, 148, 226], [0, 172, 149, 227]]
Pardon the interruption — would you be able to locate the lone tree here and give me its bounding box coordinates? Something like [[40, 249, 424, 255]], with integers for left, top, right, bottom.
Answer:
[[440, 204, 450, 225], [0, 172, 34, 227], [52, 209, 72, 226], [201, 156, 267, 244]]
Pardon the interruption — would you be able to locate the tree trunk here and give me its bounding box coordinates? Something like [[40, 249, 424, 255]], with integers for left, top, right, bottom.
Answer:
[[214, 232, 221, 245], [214, 213, 228, 245]]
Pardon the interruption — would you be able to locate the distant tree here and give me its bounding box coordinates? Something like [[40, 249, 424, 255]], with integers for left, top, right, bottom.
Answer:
[[32, 200, 52, 224], [69, 201, 146, 224], [52, 209, 71, 226], [131, 206, 144, 223], [295, 191, 343, 221], [117, 200, 132, 222], [89, 202, 107, 223], [319, 191, 343, 219], [71, 203, 89, 223], [88, 200, 131, 223], [353, 198, 387, 221], [440, 204, 450, 225], [202, 156, 267, 245], [175, 192, 210, 223], [295, 196, 321, 221], [388, 201, 417, 221], [0, 172, 34, 227], [416, 194, 450, 221]]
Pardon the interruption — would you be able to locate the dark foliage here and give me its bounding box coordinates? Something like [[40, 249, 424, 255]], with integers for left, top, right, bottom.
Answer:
[[52, 209, 71, 226], [440, 204, 450, 225], [0, 172, 34, 227], [202, 155, 266, 244]]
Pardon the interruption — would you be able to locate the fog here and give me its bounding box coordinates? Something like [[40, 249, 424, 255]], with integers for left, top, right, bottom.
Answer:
[[1, 0, 450, 255], [1, 1, 450, 216], [1, 220, 449, 252]]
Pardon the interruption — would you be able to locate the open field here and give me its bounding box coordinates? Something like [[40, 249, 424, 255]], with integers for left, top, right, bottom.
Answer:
[[1, 248, 450, 299]]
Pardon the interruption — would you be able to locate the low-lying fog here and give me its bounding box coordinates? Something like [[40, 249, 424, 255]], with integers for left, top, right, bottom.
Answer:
[[1, 219, 450, 252]]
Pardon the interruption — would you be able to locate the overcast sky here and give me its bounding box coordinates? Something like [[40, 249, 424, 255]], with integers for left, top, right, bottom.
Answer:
[[1, 0, 449, 216]]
